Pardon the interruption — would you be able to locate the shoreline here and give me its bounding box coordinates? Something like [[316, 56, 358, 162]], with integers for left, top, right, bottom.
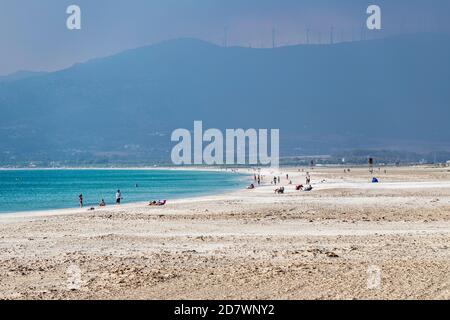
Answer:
[[0, 188, 247, 219], [0, 163, 447, 170], [2, 165, 449, 219], [0, 168, 252, 218]]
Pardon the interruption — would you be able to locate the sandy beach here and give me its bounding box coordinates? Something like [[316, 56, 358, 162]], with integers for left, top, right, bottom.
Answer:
[[0, 166, 449, 300]]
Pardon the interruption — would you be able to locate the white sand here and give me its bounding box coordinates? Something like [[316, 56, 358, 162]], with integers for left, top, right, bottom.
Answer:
[[0, 166, 449, 300]]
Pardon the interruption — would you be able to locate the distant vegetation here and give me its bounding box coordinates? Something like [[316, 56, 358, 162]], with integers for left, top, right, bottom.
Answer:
[[280, 150, 450, 167]]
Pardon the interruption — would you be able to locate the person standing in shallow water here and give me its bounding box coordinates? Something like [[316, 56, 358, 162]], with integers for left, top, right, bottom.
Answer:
[[115, 190, 122, 205], [79, 194, 83, 208]]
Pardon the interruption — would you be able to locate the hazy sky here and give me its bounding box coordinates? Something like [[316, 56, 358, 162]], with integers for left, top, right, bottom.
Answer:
[[0, 0, 449, 75]]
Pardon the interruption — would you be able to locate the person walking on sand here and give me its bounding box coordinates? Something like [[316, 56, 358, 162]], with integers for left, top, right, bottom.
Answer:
[[306, 172, 311, 185], [115, 190, 122, 205], [79, 194, 83, 208]]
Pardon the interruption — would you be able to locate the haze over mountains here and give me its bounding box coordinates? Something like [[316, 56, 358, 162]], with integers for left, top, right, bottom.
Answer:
[[0, 71, 47, 83], [1, 34, 449, 165]]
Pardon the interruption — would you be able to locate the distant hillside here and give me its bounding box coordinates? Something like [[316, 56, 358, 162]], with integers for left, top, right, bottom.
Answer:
[[0, 71, 48, 83], [1, 34, 450, 165]]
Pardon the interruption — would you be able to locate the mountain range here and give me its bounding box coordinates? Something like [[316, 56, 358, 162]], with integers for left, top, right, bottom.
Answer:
[[1, 34, 449, 165]]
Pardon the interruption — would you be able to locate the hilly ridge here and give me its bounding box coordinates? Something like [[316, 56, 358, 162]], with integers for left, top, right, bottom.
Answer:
[[1, 34, 449, 165]]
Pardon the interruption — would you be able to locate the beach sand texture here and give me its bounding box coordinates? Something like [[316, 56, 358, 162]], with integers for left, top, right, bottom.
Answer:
[[0, 166, 449, 300]]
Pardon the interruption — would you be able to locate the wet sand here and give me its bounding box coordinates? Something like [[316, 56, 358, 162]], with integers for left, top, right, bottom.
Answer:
[[0, 166, 449, 300]]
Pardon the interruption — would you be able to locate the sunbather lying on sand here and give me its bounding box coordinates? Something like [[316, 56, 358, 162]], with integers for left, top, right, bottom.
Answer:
[[274, 186, 285, 194], [149, 200, 167, 206]]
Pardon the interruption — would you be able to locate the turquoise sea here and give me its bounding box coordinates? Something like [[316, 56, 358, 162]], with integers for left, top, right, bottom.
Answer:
[[0, 169, 248, 214]]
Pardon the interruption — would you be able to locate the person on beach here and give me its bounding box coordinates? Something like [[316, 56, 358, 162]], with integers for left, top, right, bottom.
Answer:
[[306, 172, 311, 185], [79, 194, 83, 208], [273, 177, 277, 185], [274, 186, 285, 194], [149, 200, 167, 206], [99, 199, 106, 207], [115, 190, 122, 205]]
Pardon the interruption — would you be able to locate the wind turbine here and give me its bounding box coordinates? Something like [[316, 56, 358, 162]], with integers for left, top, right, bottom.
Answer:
[[223, 26, 228, 47], [272, 27, 276, 48]]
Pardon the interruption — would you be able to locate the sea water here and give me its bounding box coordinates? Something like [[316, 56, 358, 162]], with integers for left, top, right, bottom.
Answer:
[[0, 169, 248, 214]]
